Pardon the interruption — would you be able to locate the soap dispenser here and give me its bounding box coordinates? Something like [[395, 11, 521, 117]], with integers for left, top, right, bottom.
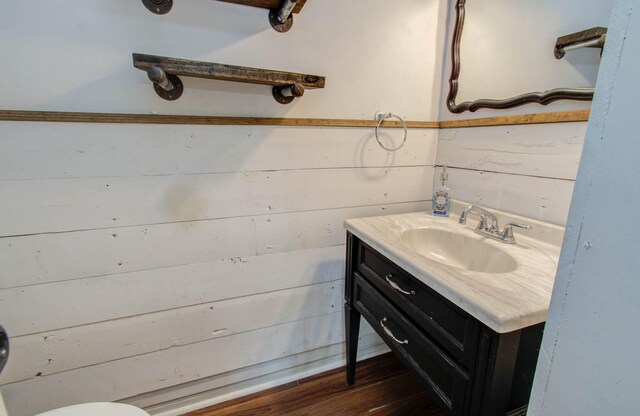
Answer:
[[432, 164, 451, 217]]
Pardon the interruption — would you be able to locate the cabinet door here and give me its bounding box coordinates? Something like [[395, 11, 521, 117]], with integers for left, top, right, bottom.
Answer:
[[355, 239, 479, 367], [353, 273, 469, 416]]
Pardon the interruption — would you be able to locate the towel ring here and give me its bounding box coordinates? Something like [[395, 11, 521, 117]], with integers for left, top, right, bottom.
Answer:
[[375, 113, 407, 152]]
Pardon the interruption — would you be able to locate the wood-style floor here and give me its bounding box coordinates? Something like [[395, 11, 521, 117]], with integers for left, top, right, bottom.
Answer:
[[183, 353, 446, 416]]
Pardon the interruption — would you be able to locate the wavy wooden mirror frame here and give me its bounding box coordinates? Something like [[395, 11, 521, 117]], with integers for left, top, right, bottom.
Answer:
[[446, 0, 595, 113]]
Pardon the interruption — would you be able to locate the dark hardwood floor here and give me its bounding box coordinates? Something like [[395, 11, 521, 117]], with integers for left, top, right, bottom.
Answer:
[[184, 353, 445, 416]]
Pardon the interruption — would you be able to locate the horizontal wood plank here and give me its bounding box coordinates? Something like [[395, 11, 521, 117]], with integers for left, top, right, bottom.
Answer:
[[0, 201, 428, 290], [439, 166, 575, 225], [0, 166, 434, 236], [0, 123, 437, 180], [0, 247, 343, 336], [301, 373, 426, 416], [0, 281, 342, 383], [438, 122, 586, 180], [0, 312, 379, 416], [366, 391, 443, 415]]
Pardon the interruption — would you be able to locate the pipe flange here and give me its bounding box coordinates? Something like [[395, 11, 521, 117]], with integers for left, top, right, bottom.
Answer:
[[141, 0, 173, 15], [269, 8, 294, 33], [272, 86, 295, 104], [153, 74, 183, 101]]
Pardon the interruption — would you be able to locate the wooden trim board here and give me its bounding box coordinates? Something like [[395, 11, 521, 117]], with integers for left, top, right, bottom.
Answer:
[[0, 109, 589, 129], [438, 109, 591, 129], [0, 110, 437, 129], [216, 0, 307, 14]]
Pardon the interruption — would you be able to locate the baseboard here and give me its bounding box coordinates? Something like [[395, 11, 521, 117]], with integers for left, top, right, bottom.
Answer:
[[129, 340, 388, 416]]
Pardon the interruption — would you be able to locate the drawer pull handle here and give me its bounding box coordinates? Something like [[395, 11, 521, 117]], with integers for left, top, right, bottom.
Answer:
[[385, 274, 415, 296], [380, 318, 409, 345]]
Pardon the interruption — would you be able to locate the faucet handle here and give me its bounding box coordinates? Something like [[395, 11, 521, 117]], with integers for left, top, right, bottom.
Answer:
[[501, 222, 532, 243], [474, 214, 487, 231], [486, 217, 500, 232], [505, 222, 532, 229]]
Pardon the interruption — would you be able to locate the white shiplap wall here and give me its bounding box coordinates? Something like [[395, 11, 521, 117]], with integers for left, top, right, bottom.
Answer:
[[436, 0, 614, 225], [0, 1, 447, 415], [0, 117, 437, 416], [437, 123, 586, 225]]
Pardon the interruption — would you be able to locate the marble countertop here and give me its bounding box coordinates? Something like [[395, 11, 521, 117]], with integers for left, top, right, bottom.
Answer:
[[344, 201, 564, 333]]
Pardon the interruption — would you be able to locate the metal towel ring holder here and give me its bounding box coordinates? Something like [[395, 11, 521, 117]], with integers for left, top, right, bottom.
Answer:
[[375, 113, 408, 152]]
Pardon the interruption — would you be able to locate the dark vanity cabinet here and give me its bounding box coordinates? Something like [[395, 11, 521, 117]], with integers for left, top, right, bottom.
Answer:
[[345, 233, 544, 416]]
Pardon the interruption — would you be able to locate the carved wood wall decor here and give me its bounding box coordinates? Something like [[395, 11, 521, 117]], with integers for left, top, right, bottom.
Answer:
[[446, 0, 596, 113]]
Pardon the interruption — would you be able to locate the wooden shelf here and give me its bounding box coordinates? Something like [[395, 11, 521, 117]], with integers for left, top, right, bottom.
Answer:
[[555, 27, 607, 59], [217, 0, 306, 13], [132, 53, 325, 104], [140, 0, 308, 32]]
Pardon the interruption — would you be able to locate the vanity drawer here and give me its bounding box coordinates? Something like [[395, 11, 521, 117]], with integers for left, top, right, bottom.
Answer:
[[355, 240, 478, 367], [353, 273, 469, 415]]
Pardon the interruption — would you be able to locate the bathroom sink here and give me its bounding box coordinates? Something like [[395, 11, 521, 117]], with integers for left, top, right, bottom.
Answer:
[[344, 201, 564, 333], [401, 228, 518, 273]]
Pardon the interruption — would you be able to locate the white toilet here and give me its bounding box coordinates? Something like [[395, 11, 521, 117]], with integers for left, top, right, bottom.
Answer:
[[0, 400, 150, 416], [0, 393, 150, 416], [35, 403, 150, 416]]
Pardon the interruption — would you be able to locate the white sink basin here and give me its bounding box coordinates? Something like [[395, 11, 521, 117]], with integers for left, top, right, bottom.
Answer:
[[401, 228, 518, 273]]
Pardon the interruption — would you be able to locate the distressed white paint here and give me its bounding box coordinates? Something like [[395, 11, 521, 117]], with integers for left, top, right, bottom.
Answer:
[[1, 312, 376, 415], [0, 0, 445, 414], [0, 201, 428, 290], [438, 123, 587, 180], [0, 124, 436, 180], [1, 256, 345, 338], [1, 281, 343, 383], [436, 124, 583, 224], [0, 166, 435, 236], [435, 166, 575, 225], [529, 1, 640, 413]]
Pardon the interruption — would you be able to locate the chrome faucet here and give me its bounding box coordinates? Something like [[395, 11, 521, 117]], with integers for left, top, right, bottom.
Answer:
[[459, 205, 531, 244], [459, 205, 500, 232]]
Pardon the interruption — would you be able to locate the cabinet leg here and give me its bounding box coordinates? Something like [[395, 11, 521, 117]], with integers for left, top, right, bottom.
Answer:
[[345, 303, 361, 385]]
